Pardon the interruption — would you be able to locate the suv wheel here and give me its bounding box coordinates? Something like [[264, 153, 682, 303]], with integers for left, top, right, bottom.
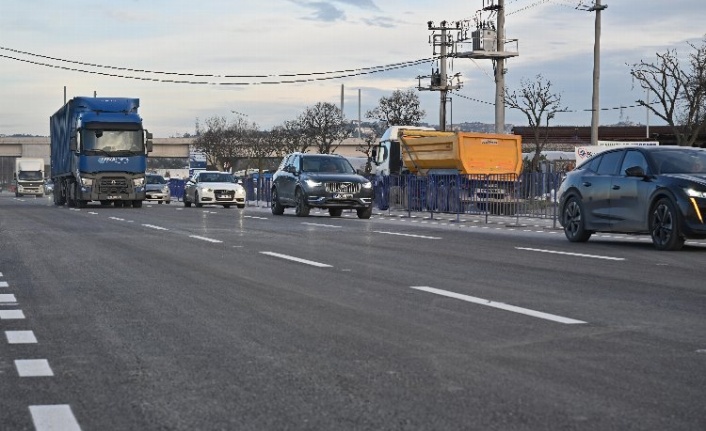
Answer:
[[329, 208, 343, 217], [271, 188, 285, 215], [356, 205, 373, 219], [294, 189, 310, 217]]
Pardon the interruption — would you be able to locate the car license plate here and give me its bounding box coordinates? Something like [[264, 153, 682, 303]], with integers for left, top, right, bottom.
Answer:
[[334, 193, 353, 199]]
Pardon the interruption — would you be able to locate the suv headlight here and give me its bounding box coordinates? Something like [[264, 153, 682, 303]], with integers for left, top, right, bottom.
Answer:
[[685, 188, 706, 198], [133, 177, 145, 187], [362, 181, 372, 189], [305, 179, 322, 188]]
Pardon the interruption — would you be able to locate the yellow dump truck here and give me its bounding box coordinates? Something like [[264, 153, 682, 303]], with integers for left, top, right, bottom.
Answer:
[[397, 130, 523, 176]]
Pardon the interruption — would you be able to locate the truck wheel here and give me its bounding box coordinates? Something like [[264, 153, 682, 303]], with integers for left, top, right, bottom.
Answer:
[[114, 201, 123, 207], [132, 200, 143, 208], [357, 205, 373, 219]]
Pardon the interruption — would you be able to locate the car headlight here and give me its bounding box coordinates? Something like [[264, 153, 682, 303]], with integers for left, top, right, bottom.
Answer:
[[133, 177, 145, 187], [81, 177, 94, 186], [305, 179, 322, 188], [162, 186, 170, 193], [362, 181, 372, 189], [202, 187, 213, 193], [685, 188, 706, 198]]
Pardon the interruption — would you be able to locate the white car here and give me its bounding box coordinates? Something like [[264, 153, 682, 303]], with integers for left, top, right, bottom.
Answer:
[[183, 171, 246, 209]]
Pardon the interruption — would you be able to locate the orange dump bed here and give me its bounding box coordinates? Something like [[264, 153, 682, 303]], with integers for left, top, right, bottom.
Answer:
[[398, 130, 523, 176]]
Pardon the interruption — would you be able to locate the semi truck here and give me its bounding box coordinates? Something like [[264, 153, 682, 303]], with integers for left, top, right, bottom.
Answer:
[[50, 97, 153, 208], [13, 158, 45, 197]]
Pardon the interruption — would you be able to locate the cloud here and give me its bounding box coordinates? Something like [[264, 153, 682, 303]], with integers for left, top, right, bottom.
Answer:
[[361, 16, 398, 28], [333, 0, 379, 10], [291, 1, 347, 22]]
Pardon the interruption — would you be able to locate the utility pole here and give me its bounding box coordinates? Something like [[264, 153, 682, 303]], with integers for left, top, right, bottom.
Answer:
[[588, 0, 607, 145], [494, 0, 506, 134], [454, 1, 519, 134], [418, 20, 461, 131]]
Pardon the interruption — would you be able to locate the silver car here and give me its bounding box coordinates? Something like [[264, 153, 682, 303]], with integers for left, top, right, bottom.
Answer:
[[145, 173, 171, 204]]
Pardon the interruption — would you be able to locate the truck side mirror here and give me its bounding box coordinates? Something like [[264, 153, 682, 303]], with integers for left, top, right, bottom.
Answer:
[[145, 131, 153, 153]]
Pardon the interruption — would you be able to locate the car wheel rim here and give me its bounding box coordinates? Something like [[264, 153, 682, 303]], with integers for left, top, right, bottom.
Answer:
[[652, 203, 674, 246], [564, 200, 581, 238], [271, 190, 278, 210]]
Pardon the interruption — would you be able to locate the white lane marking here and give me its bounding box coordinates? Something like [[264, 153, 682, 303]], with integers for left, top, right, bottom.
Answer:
[[88, 211, 98, 215], [6, 330, 38, 344], [372, 231, 441, 240], [0, 310, 25, 319], [515, 247, 625, 261], [302, 222, 342, 228], [260, 252, 332, 268], [244, 215, 268, 220], [0, 272, 4, 277], [410, 286, 587, 325], [189, 235, 223, 244], [0, 293, 17, 302], [142, 224, 169, 231], [109, 216, 125, 221], [0, 281, 8, 288], [30, 405, 81, 431], [15, 359, 54, 377]]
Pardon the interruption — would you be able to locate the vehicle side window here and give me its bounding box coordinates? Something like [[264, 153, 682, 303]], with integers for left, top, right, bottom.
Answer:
[[290, 155, 301, 173], [595, 150, 623, 175], [278, 156, 289, 171], [620, 150, 648, 176], [583, 156, 602, 172]]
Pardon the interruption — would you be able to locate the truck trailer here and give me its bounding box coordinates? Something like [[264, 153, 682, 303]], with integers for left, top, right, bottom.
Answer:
[[13, 158, 45, 197], [50, 97, 153, 208]]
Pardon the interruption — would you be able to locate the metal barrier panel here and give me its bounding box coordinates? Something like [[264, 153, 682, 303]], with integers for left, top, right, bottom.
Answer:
[[168, 179, 185, 200]]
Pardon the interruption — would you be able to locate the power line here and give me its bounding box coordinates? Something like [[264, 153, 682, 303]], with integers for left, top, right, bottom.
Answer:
[[0, 45, 435, 80]]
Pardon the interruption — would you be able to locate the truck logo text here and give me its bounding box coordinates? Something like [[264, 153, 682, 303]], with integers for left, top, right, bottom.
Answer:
[[98, 157, 129, 165]]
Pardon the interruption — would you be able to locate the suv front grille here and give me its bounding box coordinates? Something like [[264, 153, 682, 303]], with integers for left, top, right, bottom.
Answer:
[[325, 182, 360, 193]]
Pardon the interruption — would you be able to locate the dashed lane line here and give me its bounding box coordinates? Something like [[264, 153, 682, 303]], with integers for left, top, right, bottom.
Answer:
[[29, 405, 82, 431], [302, 222, 343, 228], [372, 231, 441, 240], [0, 280, 8, 288], [515, 247, 626, 261], [411, 286, 587, 325], [260, 252, 332, 268], [0, 310, 25, 319], [142, 224, 169, 231], [6, 330, 38, 344], [15, 359, 54, 377], [0, 293, 17, 302], [189, 235, 223, 244]]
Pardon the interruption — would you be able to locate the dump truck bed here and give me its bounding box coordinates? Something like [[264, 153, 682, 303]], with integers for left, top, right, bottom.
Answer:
[[398, 130, 523, 176]]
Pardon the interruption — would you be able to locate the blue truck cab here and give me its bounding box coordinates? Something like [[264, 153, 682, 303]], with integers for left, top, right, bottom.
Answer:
[[50, 97, 153, 208]]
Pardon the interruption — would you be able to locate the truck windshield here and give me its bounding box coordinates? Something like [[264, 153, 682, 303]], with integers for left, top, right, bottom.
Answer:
[[81, 130, 144, 154], [18, 171, 43, 181]]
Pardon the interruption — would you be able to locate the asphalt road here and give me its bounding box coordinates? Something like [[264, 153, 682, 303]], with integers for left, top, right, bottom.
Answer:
[[1, 193, 705, 430]]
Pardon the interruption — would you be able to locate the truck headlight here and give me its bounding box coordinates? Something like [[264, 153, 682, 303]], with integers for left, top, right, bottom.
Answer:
[[81, 177, 94, 186], [133, 178, 145, 187]]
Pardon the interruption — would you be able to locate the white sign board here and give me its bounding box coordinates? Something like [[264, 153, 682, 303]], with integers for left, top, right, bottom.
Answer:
[[575, 141, 659, 164]]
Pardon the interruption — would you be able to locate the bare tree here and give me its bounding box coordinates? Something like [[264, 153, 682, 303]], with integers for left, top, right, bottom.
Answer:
[[270, 120, 308, 157], [355, 122, 386, 174], [192, 116, 252, 171], [298, 102, 351, 154], [366, 89, 425, 126], [505, 74, 565, 172], [630, 37, 706, 146]]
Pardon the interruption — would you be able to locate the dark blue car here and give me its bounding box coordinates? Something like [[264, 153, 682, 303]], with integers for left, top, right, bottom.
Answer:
[[558, 146, 706, 250]]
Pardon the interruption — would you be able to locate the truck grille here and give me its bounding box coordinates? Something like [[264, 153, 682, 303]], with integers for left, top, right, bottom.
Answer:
[[325, 182, 360, 194], [99, 177, 129, 193]]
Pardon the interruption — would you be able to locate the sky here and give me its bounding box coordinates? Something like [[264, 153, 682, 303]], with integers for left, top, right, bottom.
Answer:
[[1, 0, 704, 138]]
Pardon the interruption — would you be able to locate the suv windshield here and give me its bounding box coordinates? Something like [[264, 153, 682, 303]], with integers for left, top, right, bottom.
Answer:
[[301, 156, 355, 174]]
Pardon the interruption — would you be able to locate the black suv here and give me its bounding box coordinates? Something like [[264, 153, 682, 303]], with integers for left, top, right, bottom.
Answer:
[[271, 153, 374, 218]]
